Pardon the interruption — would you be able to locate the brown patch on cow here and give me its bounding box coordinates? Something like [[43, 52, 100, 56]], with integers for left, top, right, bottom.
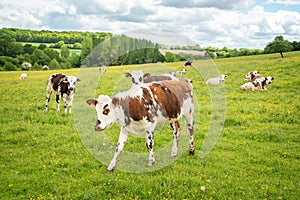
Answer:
[[149, 79, 192, 119], [144, 75, 172, 83], [50, 73, 66, 91]]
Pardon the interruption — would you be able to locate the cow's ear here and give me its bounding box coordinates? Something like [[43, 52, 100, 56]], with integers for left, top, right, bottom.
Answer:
[[63, 77, 68, 83], [125, 73, 132, 78], [143, 73, 151, 78], [76, 78, 81, 82], [86, 99, 97, 108], [272, 77, 274, 80]]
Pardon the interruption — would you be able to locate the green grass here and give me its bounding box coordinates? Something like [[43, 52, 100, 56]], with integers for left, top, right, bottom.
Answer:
[[0, 52, 299, 199]]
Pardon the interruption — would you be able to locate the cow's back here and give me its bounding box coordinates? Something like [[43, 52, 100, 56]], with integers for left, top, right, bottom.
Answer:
[[49, 73, 66, 91]]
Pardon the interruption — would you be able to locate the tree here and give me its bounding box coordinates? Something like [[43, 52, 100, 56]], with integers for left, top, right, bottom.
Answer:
[[61, 46, 70, 59], [3, 62, 17, 71], [49, 58, 60, 69], [264, 36, 293, 58]]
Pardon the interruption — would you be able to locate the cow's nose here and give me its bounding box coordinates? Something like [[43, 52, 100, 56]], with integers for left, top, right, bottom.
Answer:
[[69, 87, 74, 90], [95, 120, 101, 126]]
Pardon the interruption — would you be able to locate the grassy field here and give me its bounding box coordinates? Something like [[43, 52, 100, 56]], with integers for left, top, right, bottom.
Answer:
[[0, 52, 299, 199]]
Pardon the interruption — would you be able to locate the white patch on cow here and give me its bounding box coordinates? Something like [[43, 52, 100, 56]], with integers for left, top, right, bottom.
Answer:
[[95, 95, 115, 130]]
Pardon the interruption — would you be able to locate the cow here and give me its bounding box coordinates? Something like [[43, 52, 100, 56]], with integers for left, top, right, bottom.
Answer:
[[244, 70, 260, 81], [125, 70, 177, 89], [184, 61, 193, 67], [20, 73, 27, 80], [86, 78, 195, 172], [252, 76, 274, 90], [99, 67, 106, 72], [240, 82, 258, 91], [44, 73, 81, 113], [206, 75, 228, 85], [178, 68, 187, 75]]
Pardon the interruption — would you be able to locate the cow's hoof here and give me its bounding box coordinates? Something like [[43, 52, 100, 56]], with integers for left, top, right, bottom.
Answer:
[[189, 149, 195, 155], [106, 169, 114, 173]]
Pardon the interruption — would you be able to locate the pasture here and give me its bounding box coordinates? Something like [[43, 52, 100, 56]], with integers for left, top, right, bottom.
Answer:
[[0, 52, 299, 199]]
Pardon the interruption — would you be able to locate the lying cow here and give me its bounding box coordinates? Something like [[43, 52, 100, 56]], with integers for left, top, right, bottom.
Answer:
[[178, 68, 186, 75], [244, 70, 260, 81], [206, 75, 227, 85], [240, 82, 258, 91], [45, 73, 81, 113], [252, 76, 274, 90], [86, 78, 195, 172]]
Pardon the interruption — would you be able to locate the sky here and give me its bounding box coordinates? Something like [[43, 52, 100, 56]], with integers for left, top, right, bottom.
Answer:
[[0, 0, 299, 49]]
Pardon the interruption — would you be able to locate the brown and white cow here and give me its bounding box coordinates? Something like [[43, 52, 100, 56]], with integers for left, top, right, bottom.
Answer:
[[86, 78, 195, 172], [125, 70, 177, 88], [45, 73, 81, 113]]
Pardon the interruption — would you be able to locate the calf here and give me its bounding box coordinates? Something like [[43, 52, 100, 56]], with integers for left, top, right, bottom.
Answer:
[[252, 76, 274, 90], [244, 70, 260, 81], [206, 75, 227, 85], [44, 73, 81, 113], [240, 82, 258, 91], [86, 78, 195, 172]]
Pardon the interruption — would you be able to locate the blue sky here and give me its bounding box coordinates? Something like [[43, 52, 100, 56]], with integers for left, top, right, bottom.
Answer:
[[0, 0, 299, 49]]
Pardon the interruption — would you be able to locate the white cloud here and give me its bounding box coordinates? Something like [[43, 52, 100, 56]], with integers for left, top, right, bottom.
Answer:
[[0, 0, 299, 48], [266, 0, 300, 5]]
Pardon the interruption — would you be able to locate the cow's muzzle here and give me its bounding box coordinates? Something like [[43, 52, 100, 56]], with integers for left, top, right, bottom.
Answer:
[[94, 120, 105, 131]]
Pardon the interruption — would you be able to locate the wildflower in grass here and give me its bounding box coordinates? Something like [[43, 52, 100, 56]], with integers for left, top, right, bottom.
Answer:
[[201, 186, 205, 191]]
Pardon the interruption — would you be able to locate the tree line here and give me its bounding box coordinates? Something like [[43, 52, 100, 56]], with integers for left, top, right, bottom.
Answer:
[[0, 28, 299, 71], [0, 28, 165, 71]]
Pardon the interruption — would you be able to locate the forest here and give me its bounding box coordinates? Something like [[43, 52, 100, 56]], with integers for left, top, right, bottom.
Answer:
[[0, 28, 299, 71]]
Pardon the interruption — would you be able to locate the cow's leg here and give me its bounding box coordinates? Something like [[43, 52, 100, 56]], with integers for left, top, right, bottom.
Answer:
[[170, 121, 180, 157], [61, 94, 68, 113], [145, 129, 155, 166], [45, 91, 51, 111], [45, 85, 52, 112], [184, 107, 195, 155], [56, 94, 60, 112], [107, 129, 128, 172], [67, 94, 74, 113]]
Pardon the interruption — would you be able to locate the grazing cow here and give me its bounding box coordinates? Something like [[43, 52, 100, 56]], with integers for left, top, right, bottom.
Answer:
[[244, 70, 260, 81], [45, 73, 81, 113], [206, 75, 228, 85], [240, 82, 258, 91], [86, 78, 195, 172], [20, 73, 27, 80], [184, 61, 193, 67]]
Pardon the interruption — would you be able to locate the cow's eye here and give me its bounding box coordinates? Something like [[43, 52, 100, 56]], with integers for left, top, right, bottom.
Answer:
[[103, 109, 110, 115]]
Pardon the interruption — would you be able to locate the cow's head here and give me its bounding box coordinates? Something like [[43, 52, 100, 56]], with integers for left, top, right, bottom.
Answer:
[[63, 76, 81, 91], [86, 95, 114, 131], [265, 76, 274, 85], [244, 70, 259, 80], [125, 70, 150, 86], [220, 74, 228, 81]]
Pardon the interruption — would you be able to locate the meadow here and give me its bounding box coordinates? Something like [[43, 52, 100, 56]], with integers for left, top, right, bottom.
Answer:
[[0, 52, 299, 199]]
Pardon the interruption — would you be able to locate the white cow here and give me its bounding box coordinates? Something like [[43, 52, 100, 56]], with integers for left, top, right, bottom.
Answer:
[[20, 73, 27, 80], [206, 75, 228, 85]]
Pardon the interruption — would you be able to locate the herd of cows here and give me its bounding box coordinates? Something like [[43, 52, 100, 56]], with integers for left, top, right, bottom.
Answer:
[[18, 61, 274, 172]]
